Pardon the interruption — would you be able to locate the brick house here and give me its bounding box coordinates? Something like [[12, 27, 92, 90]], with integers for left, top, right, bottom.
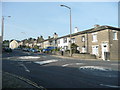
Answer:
[[37, 25, 119, 60], [39, 33, 58, 49], [71, 25, 120, 60], [42, 37, 54, 48]]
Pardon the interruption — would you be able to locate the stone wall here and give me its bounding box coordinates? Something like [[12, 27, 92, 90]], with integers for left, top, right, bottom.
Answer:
[[55, 51, 96, 59], [72, 53, 96, 59]]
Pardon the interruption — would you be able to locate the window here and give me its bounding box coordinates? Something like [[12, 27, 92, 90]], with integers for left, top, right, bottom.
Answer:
[[81, 36, 85, 42], [64, 46, 68, 50], [71, 38, 75, 43], [49, 41, 52, 45], [92, 33, 97, 42], [55, 40, 57, 44], [63, 38, 67, 43], [57, 40, 60, 44], [82, 46, 86, 53], [113, 31, 117, 40]]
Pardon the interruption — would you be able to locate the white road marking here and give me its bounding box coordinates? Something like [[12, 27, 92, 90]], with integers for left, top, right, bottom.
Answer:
[[100, 84, 120, 88], [111, 64, 119, 66], [6, 56, 40, 60], [42, 56, 47, 58], [62, 64, 70, 67], [17, 60, 31, 61], [108, 75, 117, 77], [18, 56, 40, 59], [19, 64, 30, 72], [79, 66, 112, 71], [34, 59, 58, 65], [75, 63, 84, 65], [7, 57, 10, 59], [62, 63, 84, 67]]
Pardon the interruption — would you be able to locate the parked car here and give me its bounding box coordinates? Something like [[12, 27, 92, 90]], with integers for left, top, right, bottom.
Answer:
[[42, 46, 57, 53], [3, 47, 12, 52], [33, 49, 38, 53], [47, 46, 57, 50], [29, 48, 38, 53], [22, 48, 29, 52], [14, 48, 21, 50], [42, 48, 51, 53]]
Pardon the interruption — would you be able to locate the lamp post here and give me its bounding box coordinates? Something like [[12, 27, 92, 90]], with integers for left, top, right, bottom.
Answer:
[[60, 4, 72, 57], [1, 16, 11, 43], [53, 33, 58, 54]]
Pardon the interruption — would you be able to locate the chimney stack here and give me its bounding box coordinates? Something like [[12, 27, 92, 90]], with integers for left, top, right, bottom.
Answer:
[[40, 36, 43, 38], [74, 27, 78, 33], [94, 24, 100, 28], [48, 36, 51, 39], [53, 32, 58, 39]]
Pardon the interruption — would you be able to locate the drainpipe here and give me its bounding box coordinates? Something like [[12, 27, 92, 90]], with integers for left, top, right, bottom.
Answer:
[[86, 32, 89, 53], [108, 29, 111, 60], [84, 35, 85, 50]]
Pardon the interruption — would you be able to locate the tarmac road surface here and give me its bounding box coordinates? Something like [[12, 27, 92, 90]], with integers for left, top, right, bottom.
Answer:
[[2, 50, 120, 88]]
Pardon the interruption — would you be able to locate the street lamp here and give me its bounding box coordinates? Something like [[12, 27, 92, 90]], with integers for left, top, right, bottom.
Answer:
[[1, 16, 11, 42], [53, 32, 58, 54], [60, 4, 72, 57]]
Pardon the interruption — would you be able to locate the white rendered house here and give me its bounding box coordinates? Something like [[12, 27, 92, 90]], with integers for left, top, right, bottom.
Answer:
[[57, 36, 70, 51], [9, 40, 19, 49]]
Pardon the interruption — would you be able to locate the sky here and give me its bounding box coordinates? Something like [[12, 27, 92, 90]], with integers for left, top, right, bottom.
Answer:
[[1, 1, 118, 40]]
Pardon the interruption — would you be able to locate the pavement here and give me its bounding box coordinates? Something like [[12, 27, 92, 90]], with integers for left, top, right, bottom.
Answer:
[[2, 71, 41, 88], [51, 54, 99, 61]]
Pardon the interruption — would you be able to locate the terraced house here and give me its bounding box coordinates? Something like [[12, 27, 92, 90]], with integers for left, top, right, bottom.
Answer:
[[37, 33, 58, 49], [69, 25, 120, 60], [26, 25, 119, 60]]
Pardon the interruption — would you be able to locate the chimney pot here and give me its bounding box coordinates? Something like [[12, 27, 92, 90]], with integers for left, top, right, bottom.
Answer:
[[94, 24, 100, 28], [48, 36, 51, 39], [74, 27, 78, 33]]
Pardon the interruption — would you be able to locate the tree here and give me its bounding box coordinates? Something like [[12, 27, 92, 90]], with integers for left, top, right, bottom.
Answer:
[[3, 40, 9, 44], [34, 45, 39, 49], [71, 43, 79, 54], [3, 40, 9, 47]]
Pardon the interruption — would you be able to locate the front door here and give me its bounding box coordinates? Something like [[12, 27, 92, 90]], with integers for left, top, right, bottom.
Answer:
[[92, 45, 99, 56], [101, 43, 108, 60]]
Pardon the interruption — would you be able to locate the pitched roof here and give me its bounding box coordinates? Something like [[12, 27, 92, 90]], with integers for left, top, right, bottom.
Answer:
[[39, 37, 54, 43], [72, 25, 120, 36], [40, 25, 120, 42], [57, 25, 120, 39]]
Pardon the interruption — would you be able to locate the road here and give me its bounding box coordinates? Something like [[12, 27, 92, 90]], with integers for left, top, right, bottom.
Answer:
[[2, 50, 120, 88]]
